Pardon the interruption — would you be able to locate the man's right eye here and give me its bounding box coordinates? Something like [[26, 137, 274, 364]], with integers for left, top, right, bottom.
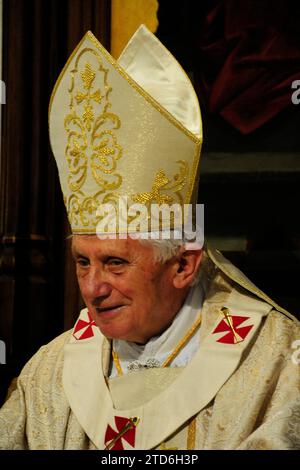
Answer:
[[76, 258, 89, 267]]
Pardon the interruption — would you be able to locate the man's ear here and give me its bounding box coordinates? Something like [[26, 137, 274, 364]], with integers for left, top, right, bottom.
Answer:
[[173, 249, 203, 288]]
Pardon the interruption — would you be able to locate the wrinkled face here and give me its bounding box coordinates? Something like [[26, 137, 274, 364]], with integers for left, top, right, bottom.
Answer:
[[72, 236, 186, 343]]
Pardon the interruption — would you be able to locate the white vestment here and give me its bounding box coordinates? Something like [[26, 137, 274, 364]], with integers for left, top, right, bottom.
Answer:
[[0, 248, 299, 450]]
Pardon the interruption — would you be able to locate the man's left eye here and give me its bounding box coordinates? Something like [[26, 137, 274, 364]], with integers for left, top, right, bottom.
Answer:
[[107, 258, 125, 266]]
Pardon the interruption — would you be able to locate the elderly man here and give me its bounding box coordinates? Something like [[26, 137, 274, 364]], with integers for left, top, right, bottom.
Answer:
[[0, 26, 299, 450]]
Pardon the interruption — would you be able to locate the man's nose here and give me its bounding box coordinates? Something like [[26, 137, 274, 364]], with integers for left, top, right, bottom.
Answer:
[[84, 267, 112, 299]]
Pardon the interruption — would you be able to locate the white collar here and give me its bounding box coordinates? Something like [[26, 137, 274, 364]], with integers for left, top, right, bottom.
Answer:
[[110, 283, 205, 377]]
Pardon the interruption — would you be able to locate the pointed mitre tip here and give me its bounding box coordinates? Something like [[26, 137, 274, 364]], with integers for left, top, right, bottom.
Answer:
[[86, 30, 98, 42]]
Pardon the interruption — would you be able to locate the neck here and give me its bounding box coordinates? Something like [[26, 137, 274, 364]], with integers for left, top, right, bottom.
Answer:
[[110, 283, 204, 377]]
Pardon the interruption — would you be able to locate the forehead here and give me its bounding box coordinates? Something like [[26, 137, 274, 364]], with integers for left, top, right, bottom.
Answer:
[[71, 235, 153, 258]]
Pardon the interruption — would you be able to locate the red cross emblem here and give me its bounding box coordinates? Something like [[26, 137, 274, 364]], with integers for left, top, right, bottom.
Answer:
[[73, 311, 96, 340], [213, 309, 254, 344], [104, 416, 139, 450]]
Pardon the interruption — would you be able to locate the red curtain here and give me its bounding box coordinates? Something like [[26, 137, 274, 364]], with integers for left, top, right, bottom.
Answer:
[[194, 0, 300, 134]]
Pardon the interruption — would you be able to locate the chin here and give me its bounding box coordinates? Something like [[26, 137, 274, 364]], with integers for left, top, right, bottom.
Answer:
[[97, 324, 133, 342]]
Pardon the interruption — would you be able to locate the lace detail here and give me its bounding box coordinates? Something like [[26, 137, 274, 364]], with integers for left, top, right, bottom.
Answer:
[[127, 358, 161, 371]]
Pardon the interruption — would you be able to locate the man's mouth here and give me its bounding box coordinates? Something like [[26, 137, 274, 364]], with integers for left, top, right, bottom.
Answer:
[[95, 305, 124, 314]]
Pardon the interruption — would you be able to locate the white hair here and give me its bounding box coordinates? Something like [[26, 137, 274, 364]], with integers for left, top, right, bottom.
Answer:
[[139, 238, 202, 285], [139, 238, 183, 263]]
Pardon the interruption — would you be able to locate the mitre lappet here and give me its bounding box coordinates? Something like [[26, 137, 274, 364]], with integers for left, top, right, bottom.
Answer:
[[49, 25, 203, 237]]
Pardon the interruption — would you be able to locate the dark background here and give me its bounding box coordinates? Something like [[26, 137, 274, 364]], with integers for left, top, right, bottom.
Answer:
[[0, 0, 299, 405]]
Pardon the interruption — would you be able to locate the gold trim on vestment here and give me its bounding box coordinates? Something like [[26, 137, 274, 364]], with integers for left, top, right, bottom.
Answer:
[[112, 313, 202, 376], [187, 416, 197, 450]]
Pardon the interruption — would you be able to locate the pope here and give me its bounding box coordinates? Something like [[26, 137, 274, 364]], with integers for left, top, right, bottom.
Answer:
[[0, 26, 299, 450]]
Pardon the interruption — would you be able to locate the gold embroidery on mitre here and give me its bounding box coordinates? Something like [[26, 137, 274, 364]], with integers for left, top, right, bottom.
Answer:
[[67, 190, 121, 229], [49, 27, 204, 235], [64, 47, 123, 227], [132, 160, 188, 206]]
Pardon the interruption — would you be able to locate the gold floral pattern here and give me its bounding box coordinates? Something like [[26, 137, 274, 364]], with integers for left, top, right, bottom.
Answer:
[[132, 160, 188, 206], [64, 48, 123, 225], [67, 190, 121, 229]]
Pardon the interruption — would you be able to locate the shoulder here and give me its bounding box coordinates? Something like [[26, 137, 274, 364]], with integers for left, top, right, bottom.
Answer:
[[262, 308, 300, 354], [206, 245, 299, 324], [32, 329, 72, 362], [205, 246, 300, 362], [18, 329, 73, 387]]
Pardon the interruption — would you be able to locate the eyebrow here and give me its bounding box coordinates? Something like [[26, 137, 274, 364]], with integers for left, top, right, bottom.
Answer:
[[71, 247, 88, 259], [71, 247, 128, 261]]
